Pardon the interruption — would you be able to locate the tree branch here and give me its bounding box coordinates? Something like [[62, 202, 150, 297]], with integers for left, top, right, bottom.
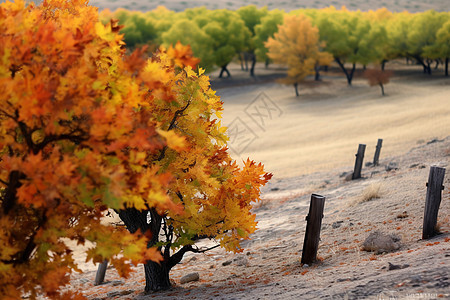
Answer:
[[156, 99, 191, 162]]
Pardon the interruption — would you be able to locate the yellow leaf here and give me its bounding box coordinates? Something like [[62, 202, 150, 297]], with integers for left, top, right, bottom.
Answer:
[[156, 129, 187, 152]]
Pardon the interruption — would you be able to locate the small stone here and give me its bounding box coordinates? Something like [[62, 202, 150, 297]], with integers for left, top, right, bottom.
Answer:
[[344, 173, 353, 181], [234, 256, 249, 267], [180, 272, 200, 284], [120, 290, 134, 296], [111, 280, 123, 286], [332, 221, 343, 229], [385, 162, 398, 172], [106, 291, 120, 297], [396, 211, 408, 219], [270, 187, 280, 191], [188, 256, 197, 262], [388, 262, 401, 270], [209, 264, 214, 269], [362, 231, 401, 254], [222, 260, 232, 266]]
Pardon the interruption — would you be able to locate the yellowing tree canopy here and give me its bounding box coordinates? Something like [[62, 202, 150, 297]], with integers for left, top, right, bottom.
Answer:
[[265, 14, 333, 96], [0, 0, 271, 297]]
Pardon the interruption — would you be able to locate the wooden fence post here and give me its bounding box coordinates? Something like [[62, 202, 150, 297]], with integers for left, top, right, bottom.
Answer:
[[352, 144, 366, 180], [422, 166, 446, 239], [94, 260, 108, 286], [301, 194, 326, 264], [373, 139, 383, 166]]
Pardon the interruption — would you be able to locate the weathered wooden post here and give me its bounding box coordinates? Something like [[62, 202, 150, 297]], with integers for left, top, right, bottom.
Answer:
[[422, 166, 446, 239], [94, 260, 108, 286], [301, 194, 326, 264], [373, 139, 383, 166], [352, 144, 366, 180]]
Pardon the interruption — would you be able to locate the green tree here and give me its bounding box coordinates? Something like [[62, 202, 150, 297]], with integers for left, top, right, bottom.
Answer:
[[237, 5, 268, 76], [315, 8, 379, 85], [412, 11, 450, 74], [202, 9, 251, 77], [253, 9, 284, 68]]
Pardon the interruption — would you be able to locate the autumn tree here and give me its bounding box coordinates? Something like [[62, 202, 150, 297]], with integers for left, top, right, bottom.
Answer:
[[0, 0, 271, 298], [364, 68, 393, 96], [265, 14, 333, 96]]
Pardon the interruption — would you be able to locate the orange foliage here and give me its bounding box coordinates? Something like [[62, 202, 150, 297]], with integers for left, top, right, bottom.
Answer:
[[0, 0, 271, 298]]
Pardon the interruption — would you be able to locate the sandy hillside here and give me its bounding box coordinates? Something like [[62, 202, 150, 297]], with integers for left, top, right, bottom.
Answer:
[[215, 61, 450, 179], [66, 62, 449, 299]]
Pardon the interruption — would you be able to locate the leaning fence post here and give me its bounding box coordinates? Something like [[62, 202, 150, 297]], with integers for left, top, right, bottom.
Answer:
[[373, 139, 383, 166], [352, 144, 366, 180], [94, 260, 108, 286], [422, 166, 446, 239], [301, 194, 326, 264]]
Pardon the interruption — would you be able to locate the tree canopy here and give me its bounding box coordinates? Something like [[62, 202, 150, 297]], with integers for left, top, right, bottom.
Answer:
[[0, 0, 271, 297], [266, 14, 333, 96]]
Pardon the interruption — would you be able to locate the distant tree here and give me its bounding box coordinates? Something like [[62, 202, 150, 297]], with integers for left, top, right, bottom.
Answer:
[[364, 69, 393, 96], [265, 14, 333, 96], [202, 9, 251, 78], [425, 19, 450, 76], [315, 7, 385, 85], [253, 9, 284, 68], [161, 18, 215, 71], [406, 11, 448, 74], [237, 5, 268, 76]]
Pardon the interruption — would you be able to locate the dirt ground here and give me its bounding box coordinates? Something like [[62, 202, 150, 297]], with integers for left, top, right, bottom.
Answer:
[[66, 61, 450, 299]]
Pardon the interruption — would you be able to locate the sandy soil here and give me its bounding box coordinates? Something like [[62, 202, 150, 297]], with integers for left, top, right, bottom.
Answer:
[[217, 61, 450, 179], [86, 0, 449, 13], [65, 62, 450, 299]]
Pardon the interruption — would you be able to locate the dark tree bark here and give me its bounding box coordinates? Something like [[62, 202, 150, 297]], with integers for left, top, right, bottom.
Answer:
[[381, 60, 387, 71], [265, 58, 270, 69], [445, 58, 448, 76], [118, 208, 173, 292], [413, 56, 432, 75], [379, 83, 385, 96], [314, 64, 321, 81], [294, 83, 299, 97], [335, 58, 356, 85], [239, 53, 244, 70], [249, 52, 256, 77], [219, 64, 231, 78]]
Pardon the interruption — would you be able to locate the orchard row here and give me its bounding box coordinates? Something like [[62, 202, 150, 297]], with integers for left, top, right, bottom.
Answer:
[[100, 6, 450, 80]]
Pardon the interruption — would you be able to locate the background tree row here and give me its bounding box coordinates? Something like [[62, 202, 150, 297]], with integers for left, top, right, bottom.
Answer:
[[100, 6, 450, 80]]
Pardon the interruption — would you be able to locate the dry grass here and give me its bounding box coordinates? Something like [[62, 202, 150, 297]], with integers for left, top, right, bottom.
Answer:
[[350, 182, 383, 206]]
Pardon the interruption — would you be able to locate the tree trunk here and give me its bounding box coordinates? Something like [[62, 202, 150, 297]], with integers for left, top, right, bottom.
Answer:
[[265, 58, 270, 69], [219, 64, 231, 78], [250, 52, 256, 77], [314, 64, 320, 81], [240, 53, 244, 71], [445, 58, 448, 76], [244, 52, 248, 71], [381, 60, 387, 71], [294, 83, 299, 97], [379, 83, 385, 96], [144, 260, 171, 292], [119, 208, 171, 292], [334, 58, 355, 85]]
